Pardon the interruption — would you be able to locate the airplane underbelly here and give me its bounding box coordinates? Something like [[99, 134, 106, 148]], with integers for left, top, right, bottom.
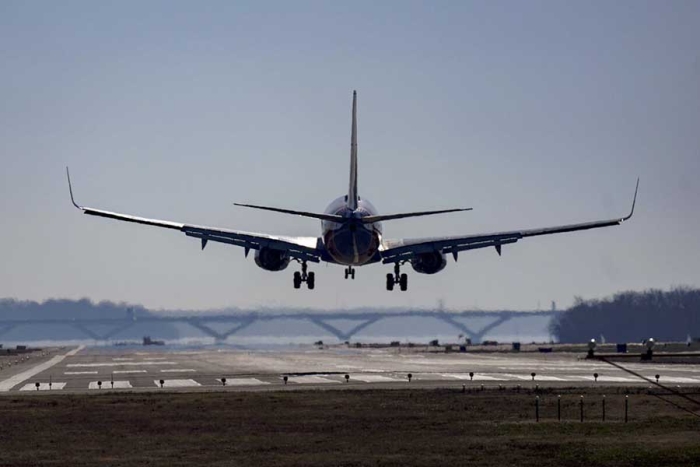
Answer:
[[324, 227, 380, 265]]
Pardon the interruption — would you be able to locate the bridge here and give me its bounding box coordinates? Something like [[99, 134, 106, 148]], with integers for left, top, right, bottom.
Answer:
[[0, 310, 558, 344]]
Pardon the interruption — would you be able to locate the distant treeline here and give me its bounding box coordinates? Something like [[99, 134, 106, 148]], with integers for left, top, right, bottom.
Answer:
[[550, 287, 700, 343]]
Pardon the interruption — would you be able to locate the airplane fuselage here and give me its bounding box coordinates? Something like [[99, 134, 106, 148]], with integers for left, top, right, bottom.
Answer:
[[321, 196, 382, 265]]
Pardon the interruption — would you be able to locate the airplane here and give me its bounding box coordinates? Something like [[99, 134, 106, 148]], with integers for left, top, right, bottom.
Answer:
[[66, 91, 639, 292]]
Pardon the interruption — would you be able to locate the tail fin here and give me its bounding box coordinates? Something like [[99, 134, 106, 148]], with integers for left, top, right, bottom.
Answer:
[[347, 90, 358, 210]]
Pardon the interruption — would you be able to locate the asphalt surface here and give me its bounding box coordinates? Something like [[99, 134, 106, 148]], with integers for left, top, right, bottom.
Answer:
[[2, 345, 700, 394]]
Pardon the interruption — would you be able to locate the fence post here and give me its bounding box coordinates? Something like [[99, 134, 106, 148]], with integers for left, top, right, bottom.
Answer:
[[580, 395, 584, 422], [602, 395, 606, 422], [535, 396, 540, 422], [557, 395, 561, 421], [625, 395, 629, 423]]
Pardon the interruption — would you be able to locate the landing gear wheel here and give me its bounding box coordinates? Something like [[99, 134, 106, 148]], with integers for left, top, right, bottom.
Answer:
[[399, 273, 408, 291], [386, 262, 408, 292], [344, 266, 356, 280], [293, 261, 315, 290]]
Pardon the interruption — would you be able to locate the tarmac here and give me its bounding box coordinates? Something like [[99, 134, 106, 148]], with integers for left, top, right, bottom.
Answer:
[[2, 344, 700, 394]]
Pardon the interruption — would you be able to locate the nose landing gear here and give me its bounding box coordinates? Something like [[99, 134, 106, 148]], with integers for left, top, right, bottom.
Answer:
[[386, 262, 408, 291], [344, 266, 356, 280], [293, 261, 315, 290]]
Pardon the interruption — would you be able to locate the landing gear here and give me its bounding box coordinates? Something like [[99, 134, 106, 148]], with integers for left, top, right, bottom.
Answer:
[[386, 263, 408, 291], [344, 266, 356, 280], [293, 261, 315, 290]]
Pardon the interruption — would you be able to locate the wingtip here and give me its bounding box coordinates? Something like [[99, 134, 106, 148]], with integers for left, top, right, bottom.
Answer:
[[66, 166, 81, 210], [623, 177, 640, 221]]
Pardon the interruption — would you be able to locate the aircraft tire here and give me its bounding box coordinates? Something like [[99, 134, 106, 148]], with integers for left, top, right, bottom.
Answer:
[[399, 273, 408, 291]]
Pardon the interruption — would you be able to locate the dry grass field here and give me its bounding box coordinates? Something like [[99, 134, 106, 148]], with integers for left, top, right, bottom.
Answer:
[[1, 387, 699, 466]]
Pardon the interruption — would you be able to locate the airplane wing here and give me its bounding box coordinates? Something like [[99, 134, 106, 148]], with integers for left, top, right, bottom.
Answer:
[[66, 169, 321, 263], [380, 179, 639, 264]]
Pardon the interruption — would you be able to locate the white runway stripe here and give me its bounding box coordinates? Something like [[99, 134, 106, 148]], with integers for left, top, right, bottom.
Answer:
[[580, 375, 638, 383], [113, 370, 147, 374], [218, 378, 269, 386], [153, 379, 201, 388], [649, 376, 700, 384], [65, 346, 85, 357], [288, 376, 340, 384], [159, 369, 196, 373], [530, 376, 569, 381], [20, 382, 66, 391], [89, 381, 132, 389], [491, 373, 536, 381], [68, 362, 176, 367], [441, 373, 504, 381], [351, 375, 403, 383], [65, 371, 98, 375]]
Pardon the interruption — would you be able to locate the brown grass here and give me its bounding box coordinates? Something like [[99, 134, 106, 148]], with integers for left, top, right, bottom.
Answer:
[[1, 388, 699, 466]]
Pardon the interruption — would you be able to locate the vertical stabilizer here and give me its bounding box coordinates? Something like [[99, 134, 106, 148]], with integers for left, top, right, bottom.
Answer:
[[347, 90, 358, 210]]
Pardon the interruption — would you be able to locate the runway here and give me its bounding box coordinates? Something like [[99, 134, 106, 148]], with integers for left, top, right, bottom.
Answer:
[[2, 345, 700, 394]]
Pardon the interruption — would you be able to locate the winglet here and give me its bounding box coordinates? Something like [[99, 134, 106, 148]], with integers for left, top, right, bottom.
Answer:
[[66, 167, 81, 209], [622, 177, 639, 221]]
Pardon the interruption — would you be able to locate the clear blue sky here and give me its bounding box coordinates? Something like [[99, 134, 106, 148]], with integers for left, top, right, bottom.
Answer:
[[1, 1, 698, 311]]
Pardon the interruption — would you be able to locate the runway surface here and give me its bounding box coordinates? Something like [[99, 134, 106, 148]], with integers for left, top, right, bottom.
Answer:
[[2, 345, 700, 394]]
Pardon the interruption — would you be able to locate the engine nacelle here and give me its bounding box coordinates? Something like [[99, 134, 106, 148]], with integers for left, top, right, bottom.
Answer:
[[254, 247, 290, 271], [411, 251, 447, 275]]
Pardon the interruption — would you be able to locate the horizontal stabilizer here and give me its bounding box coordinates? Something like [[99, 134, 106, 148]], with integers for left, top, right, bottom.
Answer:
[[233, 203, 345, 223], [360, 207, 472, 224]]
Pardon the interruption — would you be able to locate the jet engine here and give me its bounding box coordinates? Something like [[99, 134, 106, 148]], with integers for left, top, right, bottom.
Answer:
[[254, 247, 290, 271], [410, 251, 447, 275]]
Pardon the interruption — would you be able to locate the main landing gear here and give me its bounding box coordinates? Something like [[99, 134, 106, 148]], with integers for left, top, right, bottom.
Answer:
[[293, 261, 315, 290], [344, 266, 356, 280], [386, 262, 408, 292]]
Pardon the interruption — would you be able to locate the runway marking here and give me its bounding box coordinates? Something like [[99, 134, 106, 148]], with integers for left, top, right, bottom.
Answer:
[[217, 378, 269, 386], [0, 346, 85, 392], [143, 357, 168, 361], [492, 373, 537, 381], [19, 382, 66, 391], [65, 371, 98, 375], [153, 379, 201, 388], [287, 376, 340, 384], [67, 362, 177, 368], [159, 369, 196, 373], [441, 373, 504, 381], [580, 375, 638, 383], [113, 370, 147, 374], [649, 376, 700, 384], [351, 375, 403, 383], [65, 346, 85, 357], [112, 358, 134, 361], [530, 376, 569, 382], [89, 381, 132, 389]]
